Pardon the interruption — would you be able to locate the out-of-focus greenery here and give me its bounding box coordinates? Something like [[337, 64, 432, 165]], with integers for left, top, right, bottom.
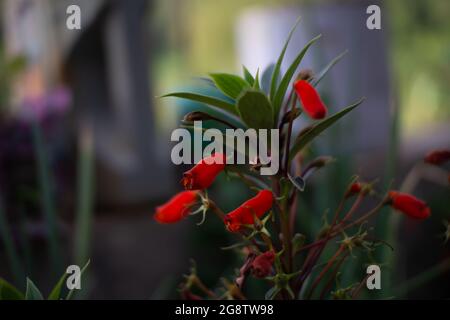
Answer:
[[388, 0, 450, 133], [152, 0, 450, 134]]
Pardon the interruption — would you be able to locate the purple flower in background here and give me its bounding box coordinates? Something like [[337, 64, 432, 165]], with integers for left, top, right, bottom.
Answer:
[[21, 86, 72, 122]]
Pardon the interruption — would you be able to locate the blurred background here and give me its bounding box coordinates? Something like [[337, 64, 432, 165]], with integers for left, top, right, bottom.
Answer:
[[0, 0, 449, 299]]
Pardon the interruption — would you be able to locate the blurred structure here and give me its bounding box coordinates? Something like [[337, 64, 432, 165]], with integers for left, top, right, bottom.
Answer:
[[3, 0, 173, 206]]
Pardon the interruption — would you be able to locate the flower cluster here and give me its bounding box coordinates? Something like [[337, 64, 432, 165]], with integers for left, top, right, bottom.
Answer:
[[154, 21, 437, 300]]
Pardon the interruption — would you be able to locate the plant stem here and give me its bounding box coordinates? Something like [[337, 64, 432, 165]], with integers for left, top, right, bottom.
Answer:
[[307, 244, 346, 299], [320, 251, 349, 299], [283, 90, 296, 177], [0, 196, 24, 285], [31, 120, 62, 274], [339, 193, 365, 224], [74, 121, 95, 268]]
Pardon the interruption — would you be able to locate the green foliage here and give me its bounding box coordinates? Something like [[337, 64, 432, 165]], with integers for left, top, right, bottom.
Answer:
[[209, 73, 249, 99], [269, 16, 302, 100], [0, 278, 25, 300], [242, 66, 255, 86], [0, 260, 90, 300], [162, 92, 237, 115], [311, 50, 348, 87], [25, 278, 44, 300], [289, 98, 365, 161], [236, 89, 273, 129], [272, 34, 322, 121], [47, 273, 68, 300]]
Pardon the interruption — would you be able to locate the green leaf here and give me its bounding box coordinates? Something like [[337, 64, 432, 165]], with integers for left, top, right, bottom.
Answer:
[[161, 92, 238, 116], [289, 97, 365, 160], [66, 259, 90, 300], [288, 173, 306, 191], [48, 273, 68, 300], [253, 68, 260, 90], [261, 64, 276, 95], [25, 278, 44, 300], [311, 50, 348, 87], [272, 34, 322, 121], [209, 73, 249, 99], [242, 66, 255, 86], [237, 89, 274, 129], [269, 16, 302, 100], [0, 278, 24, 300]]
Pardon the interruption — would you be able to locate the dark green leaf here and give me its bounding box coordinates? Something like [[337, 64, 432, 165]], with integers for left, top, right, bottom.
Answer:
[[161, 92, 238, 116], [311, 50, 348, 87], [0, 278, 24, 300], [289, 97, 365, 160], [237, 89, 273, 129], [261, 64, 276, 95], [253, 68, 260, 90], [273, 35, 322, 121], [242, 66, 255, 86], [48, 273, 68, 300], [270, 16, 302, 100], [209, 73, 249, 99], [25, 278, 44, 300]]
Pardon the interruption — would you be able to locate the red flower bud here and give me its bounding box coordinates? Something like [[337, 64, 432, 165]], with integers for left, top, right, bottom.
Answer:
[[294, 80, 327, 120], [154, 191, 198, 223], [388, 191, 431, 219], [181, 153, 226, 190], [349, 182, 362, 194], [424, 149, 450, 166], [224, 190, 273, 232], [251, 251, 275, 278]]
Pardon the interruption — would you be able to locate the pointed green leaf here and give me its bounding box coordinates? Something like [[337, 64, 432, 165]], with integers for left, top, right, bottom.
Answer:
[[253, 68, 260, 90], [25, 278, 44, 300], [261, 64, 276, 95], [289, 97, 365, 160], [273, 35, 322, 121], [270, 16, 302, 100], [0, 278, 24, 300], [209, 73, 249, 99], [237, 89, 273, 129], [311, 50, 348, 87], [48, 273, 68, 300], [161, 92, 238, 116], [242, 66, 255, 86]]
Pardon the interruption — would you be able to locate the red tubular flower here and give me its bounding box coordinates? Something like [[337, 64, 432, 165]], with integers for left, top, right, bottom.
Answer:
[[223, 190, 274, 232], [424, 149, 450, 166], [154, 191, 198, 224], [181, 153, 226, 190], [294, 79, 327, 120], [388, 191, 431, 219], [251, 251, 275, 278]]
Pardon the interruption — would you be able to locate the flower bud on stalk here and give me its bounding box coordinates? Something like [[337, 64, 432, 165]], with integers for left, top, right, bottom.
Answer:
[[387, 191, 431, 219], [294, 79, 327, 119], [424, 149, 450, 166]]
